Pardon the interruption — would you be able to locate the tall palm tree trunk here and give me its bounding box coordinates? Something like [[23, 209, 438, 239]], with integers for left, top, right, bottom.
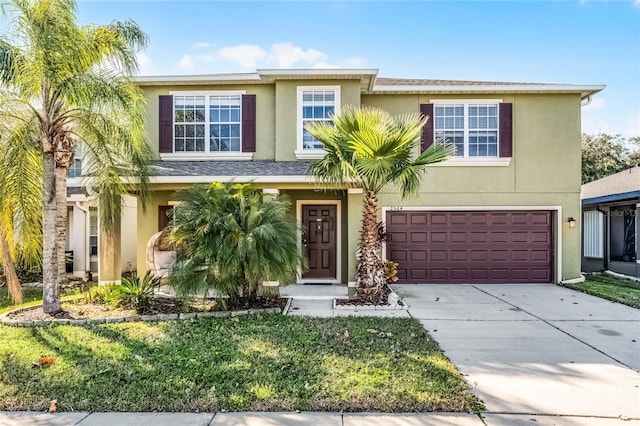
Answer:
[[357, 190, 383, 303], [42, 151, 60, 313], [0, 230, 22, 305], [55, 165, 68, 281]]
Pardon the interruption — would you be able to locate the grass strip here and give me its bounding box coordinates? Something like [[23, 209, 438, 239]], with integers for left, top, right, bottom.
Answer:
[[566, 274, 640, 309], [0, 314, 480, 413]]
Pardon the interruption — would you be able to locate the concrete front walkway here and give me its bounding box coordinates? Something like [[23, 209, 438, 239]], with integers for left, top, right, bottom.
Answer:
[[393, 283, 640, 424]]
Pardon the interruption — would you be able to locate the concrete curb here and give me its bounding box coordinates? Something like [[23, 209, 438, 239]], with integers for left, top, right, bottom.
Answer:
[[0, 304, 282, 327]]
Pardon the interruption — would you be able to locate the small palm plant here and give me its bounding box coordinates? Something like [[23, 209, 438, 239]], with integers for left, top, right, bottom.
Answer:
[[168, 182, 304, 308], [306, 105, 453, 303], [108, 271, 158, 313]]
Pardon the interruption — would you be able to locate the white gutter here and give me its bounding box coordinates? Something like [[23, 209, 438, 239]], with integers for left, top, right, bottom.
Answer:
[[372, 84, 606, 99], [146, 175, 317, 184], [560, 275, 586, 285]]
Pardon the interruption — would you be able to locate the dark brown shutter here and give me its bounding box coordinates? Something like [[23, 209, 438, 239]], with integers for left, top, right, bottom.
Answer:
[[158, 206, 173, 231], [241, 94, 256, 153], [420, 103, 434, 151], [499, 103, 513, 158], [159, 95, 173, 153]]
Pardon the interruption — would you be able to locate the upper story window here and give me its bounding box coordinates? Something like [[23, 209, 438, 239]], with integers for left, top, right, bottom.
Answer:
[[159, 91, 255, 160], [174, 94, 241, 153], [296, 86, 340, 159], [67, 143, 83, 179], [434, 103, 499, 157]]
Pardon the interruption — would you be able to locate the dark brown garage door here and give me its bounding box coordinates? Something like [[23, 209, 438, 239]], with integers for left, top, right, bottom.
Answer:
[[386, 210, 553, 284]]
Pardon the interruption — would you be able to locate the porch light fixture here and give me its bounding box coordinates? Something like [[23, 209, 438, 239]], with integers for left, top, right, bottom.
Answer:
[[568, 217, 576, 228]]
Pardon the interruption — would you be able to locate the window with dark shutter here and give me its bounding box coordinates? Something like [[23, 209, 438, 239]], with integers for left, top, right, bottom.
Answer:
[[420, 104, 434, 151], [159, 95, 173, 153], [499, 103, 513, 158], [241, 94, 256, 153]]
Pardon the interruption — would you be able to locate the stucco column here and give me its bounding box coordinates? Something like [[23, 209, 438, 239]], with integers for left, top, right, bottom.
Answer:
[[70, 204, 87, 278], [99, 212, 121, 285], [261, 188, 281, 296]]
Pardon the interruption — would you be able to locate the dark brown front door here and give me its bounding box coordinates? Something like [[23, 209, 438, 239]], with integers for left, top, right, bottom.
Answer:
[[302, 205, 337, 279], [386, 210, 553, 284]]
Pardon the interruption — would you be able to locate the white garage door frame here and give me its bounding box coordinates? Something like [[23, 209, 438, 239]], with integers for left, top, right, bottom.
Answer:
[[381, 206, 563, 284]]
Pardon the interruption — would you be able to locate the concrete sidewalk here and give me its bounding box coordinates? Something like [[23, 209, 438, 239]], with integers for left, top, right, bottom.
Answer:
[[393, 283, 640, 424], [0, 412, 486, 426]]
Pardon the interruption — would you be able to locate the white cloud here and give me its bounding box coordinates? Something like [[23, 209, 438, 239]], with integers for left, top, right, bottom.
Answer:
[[634, 0, 640, 8], [267, 42, 326, 68], [135, 52, 155, 75], [343, 57, 365, 67], [313, 62, 342, 69], [177, 54, 195, 71], [195, 54, 215, 62], [624, 114, 640, 138], [219, 44, 266, 68], [582, 97, 605, 112], [194, 42, 211, 49]]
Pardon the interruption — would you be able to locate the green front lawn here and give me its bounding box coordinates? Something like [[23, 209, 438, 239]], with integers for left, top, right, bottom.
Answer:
[[0, 286, 84, 315], [0, 287, 44, 314], [566, 274, 640, 309], [0, 315, 480, 413]]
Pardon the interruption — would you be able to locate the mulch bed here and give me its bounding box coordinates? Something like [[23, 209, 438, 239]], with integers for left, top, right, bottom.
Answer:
[[6, 296, 288, 322], [335, 284, 393, 306]]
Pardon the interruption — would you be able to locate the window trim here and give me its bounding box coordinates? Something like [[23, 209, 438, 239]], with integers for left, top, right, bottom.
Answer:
[[162, 90, 251, 160], [430, 98, 504, 161], [296, 85, 341, 160]]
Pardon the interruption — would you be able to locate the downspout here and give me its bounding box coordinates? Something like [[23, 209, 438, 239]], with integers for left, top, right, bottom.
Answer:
[[75, 201, 91, 276]]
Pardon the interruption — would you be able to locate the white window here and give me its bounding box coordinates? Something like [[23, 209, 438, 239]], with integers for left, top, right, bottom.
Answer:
[[434, 103, 499, 157], [172, 92, 242, 154], [296, 86, 340, 159], [89, 207, 98, 257], [67, 143, 83, 179], [583, 210, 604, 258]]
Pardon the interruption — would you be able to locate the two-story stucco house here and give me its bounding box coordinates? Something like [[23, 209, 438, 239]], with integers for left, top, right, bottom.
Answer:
[[84, 69, 603, 288]]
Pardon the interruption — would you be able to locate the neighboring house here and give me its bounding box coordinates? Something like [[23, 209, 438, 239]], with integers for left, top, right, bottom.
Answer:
[[66, 144, 137, 279], [89, 69, 603, 287], [582, 167, 639, 278]]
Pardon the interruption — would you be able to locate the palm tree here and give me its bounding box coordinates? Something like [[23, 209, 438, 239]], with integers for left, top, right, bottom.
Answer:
[[0, 116, 42, 305], [0, 0, 153, 313], [168, 183, 305, 308], [306, 105, 453, 303]]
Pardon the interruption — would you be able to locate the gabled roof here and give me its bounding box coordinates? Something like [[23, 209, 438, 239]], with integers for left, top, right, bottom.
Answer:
[[135, 69, 605, 99], [581, 167, 640, 205]]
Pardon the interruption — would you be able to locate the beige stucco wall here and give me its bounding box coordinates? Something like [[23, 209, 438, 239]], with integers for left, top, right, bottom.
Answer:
[[360, 93, 583, 282], [274, 80, 361, 161], [131, 88, 583, 284], [141, 84, 275, 160]]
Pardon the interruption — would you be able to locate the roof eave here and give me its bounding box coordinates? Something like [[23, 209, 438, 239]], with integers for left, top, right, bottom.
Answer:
[[369, 84, 606, 99], [582, 190, 640, 205]]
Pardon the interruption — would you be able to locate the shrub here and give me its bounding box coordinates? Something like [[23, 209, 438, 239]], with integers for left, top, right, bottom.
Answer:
[[168, 182, 305, 308], [79, 284, 117, 304], [107, 271, 158, 313]]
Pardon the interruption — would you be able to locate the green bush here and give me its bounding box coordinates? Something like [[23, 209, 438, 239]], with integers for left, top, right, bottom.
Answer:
[[78, 284, 117, 305], [107, 271, 158, 313], [168, 182, 305, 308]]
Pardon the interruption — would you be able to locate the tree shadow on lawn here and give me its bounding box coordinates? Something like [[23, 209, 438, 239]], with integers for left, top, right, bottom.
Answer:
[[0, 315, 477, 413]]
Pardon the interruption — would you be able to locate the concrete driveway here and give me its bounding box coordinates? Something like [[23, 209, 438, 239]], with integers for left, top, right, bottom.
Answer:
[[393, 284, 640, 425]]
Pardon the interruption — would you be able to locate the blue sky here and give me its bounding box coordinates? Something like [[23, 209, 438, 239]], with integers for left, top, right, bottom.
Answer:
[[76, 1, 639, 138]]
